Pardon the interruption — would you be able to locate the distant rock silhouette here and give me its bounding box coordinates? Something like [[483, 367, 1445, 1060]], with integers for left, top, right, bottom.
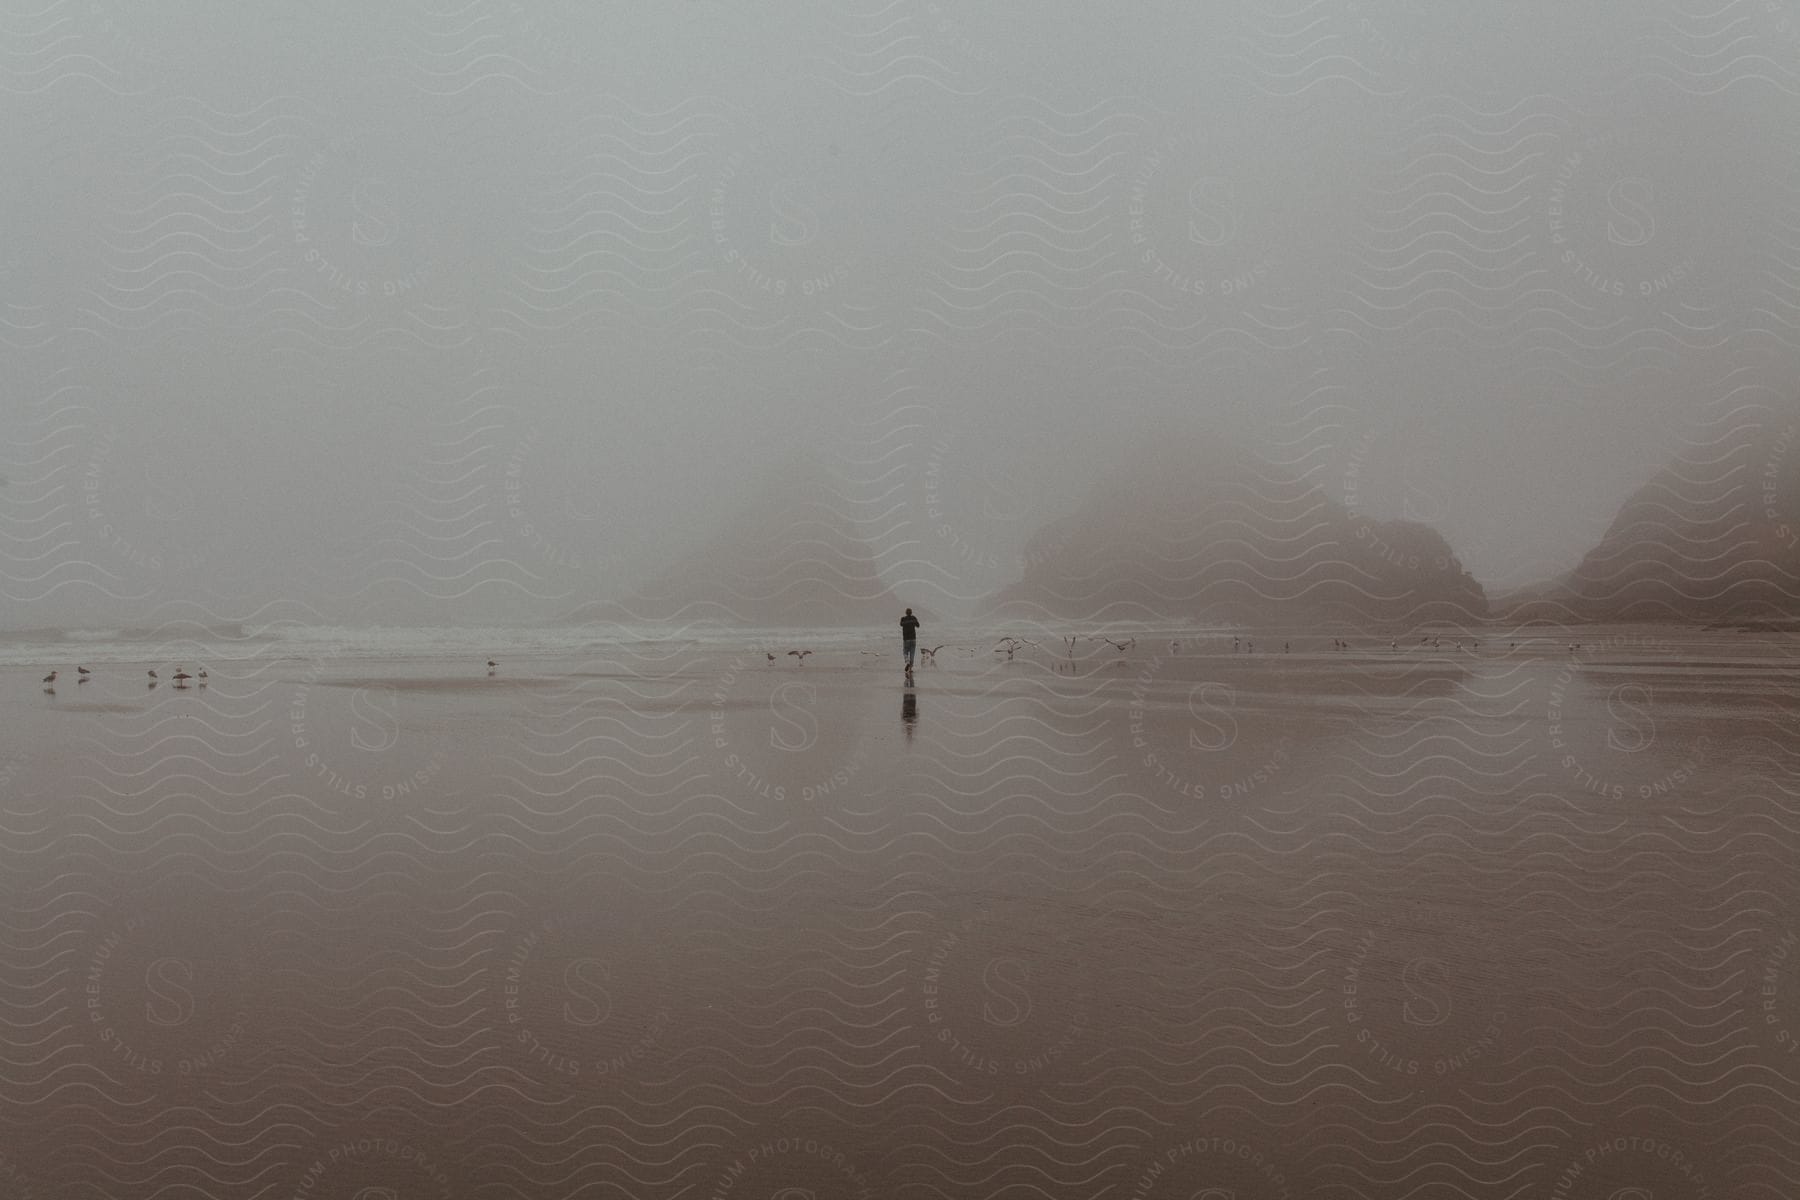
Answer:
[[1498, 403, 1800, 625], [983, 432, 1486, 624], [569, 451, 927, 628]]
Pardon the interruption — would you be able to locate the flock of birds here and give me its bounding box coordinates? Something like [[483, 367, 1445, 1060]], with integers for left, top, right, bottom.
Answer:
[[746, 632, 1594, 671], [756, 635, 1142, 668], [35, 636, 1603, 694], [41, 664, 208, 691]]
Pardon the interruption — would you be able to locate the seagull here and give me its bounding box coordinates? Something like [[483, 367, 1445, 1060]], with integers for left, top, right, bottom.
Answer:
[[487, 659, 497, 675], [919, 644, 943, 664], [787, 649, 812, 663], [173, 670, 192, 688], [148, 669, 158, 679], [1100, 637, 1133, 653], [766, 652, 776, 662], [41, 670, 56, 685], [196, 666, 208, 684], [78, 666, 92, 676]]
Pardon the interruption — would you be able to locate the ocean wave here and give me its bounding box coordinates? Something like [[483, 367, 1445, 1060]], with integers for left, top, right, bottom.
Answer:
[[0, 622, 254, 646]]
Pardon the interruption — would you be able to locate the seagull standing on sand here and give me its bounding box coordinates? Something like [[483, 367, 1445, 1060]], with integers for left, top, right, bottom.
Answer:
[[767, 652, 776, 662], [487, 659, 497, 675], [148, 669, 158, 679], [42, 670, 56, 686], [78, 665, 91, 677], [197, 666, 207, 684]]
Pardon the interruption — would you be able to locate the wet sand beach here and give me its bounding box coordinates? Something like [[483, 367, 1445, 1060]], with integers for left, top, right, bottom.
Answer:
[[2, 625, 1796, 1196]]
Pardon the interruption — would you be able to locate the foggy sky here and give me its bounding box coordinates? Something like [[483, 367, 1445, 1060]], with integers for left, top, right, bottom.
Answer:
[[4, 0, 1799, 627]]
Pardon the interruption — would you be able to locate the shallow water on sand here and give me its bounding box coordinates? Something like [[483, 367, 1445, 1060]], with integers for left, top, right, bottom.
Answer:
[[2, 624, 1797, 1196]]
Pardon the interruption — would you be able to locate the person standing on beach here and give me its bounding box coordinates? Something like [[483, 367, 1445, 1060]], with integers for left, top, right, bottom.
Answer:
[[900, 607, 920, 672]]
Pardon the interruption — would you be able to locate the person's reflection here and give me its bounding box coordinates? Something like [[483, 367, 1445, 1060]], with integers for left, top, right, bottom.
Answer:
[[901, 689, 918, 744]]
